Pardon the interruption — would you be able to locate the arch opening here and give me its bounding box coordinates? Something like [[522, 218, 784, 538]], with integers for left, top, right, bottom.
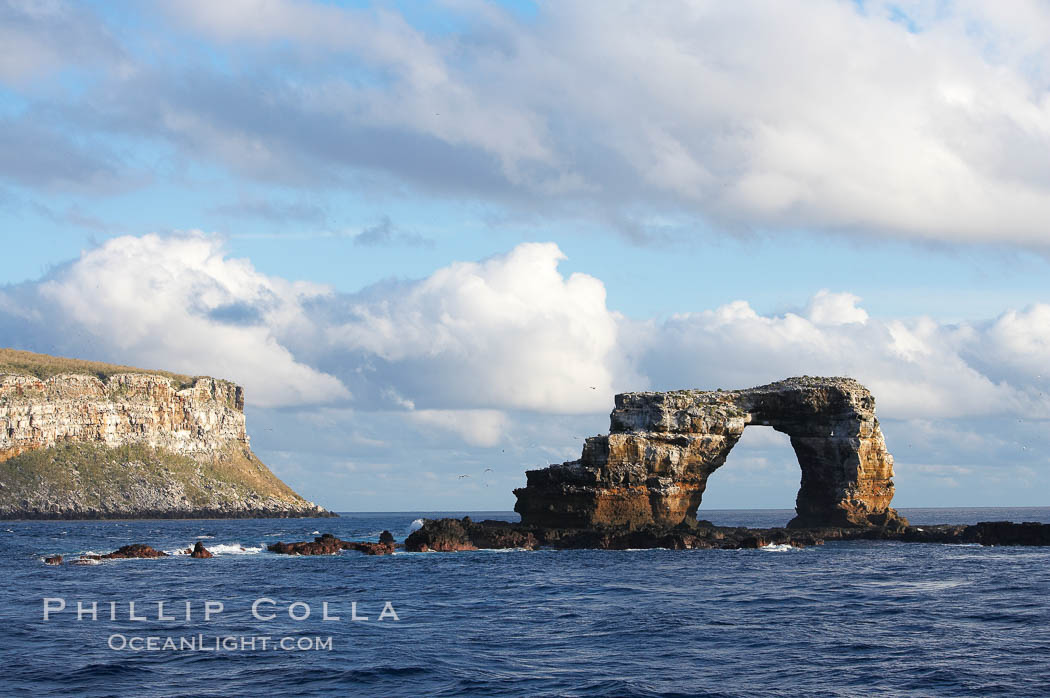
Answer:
[[698, 425, 799, 526]]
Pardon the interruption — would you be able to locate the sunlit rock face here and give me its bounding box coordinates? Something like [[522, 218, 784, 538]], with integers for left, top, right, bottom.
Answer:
[[0, 373, 246, 462], [0, 370, 328, 518], [514, 377, 906, 530]]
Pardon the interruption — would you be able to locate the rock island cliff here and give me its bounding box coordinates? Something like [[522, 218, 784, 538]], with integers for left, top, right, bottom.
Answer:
[[0, 348, 331, 519], [514, 376, 906, 530]]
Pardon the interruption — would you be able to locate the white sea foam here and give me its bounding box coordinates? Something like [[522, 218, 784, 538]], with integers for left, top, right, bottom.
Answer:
[[476, 547, 533, 553], [760, 543, 801, 552], [409, 518, 425, 532], [310, 530, 320, 535], [619, 548, 670, 552], [164, 542, 263, 556], [207, 543, 263, 555]]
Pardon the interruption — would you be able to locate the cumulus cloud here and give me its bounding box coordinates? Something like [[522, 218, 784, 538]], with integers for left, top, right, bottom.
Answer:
[[316, 241, 631, 413], [0, 233, 348, 407], [0, 233, 1044, 430], [636, 293, 1048, 420], [806, 290, 869, 326], [4, 233, 1050, 425]]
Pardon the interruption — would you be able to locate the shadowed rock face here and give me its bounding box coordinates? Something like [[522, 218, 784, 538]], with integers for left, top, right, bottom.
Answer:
[[514, 377, 907, 529]]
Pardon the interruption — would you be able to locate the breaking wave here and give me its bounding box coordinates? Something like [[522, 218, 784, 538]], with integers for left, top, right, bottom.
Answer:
[[206, 543, 263, 555], [164, 543, 263, 556]]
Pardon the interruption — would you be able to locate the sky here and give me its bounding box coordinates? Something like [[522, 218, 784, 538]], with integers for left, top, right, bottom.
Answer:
[[1, 0, 1049, 513]]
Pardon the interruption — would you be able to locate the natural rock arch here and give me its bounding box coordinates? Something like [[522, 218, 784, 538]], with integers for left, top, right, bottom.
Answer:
[[514, 377, 906, 529]]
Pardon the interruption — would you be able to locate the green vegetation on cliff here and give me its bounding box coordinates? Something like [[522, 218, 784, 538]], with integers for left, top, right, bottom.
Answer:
[[1, 347, 206, 390], [0, 348, 330, 519], [0, 442, 321, 518]]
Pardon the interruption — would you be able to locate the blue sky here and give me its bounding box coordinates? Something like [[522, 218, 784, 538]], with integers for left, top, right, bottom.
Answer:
[[1, 0, 1049, 513]]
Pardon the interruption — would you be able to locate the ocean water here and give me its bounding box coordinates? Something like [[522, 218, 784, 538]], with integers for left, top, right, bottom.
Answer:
[[1, 507, 1048, 697]]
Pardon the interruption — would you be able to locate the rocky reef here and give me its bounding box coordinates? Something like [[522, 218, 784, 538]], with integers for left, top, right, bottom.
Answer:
[[514, 377, 905, 530], [267, 532, 396, 556], [0, 349, 331, 519], [406, 517, 1050, 552]]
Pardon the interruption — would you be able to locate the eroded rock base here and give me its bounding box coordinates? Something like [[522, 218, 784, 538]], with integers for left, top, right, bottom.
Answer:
[[405, 517, 1050, 552], [267, 533, 396, 556]]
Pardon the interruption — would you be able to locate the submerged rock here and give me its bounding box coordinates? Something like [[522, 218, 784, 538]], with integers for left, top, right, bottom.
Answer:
[[44, 555, 62, 565], [405, 517, 540, 552], [514, 377, 907, 530], [101, 544, 168, 559], [267, 533, 395, 556]]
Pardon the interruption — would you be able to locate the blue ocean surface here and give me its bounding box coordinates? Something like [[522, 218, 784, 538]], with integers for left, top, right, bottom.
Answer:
[[1, 507, 1049, 697]]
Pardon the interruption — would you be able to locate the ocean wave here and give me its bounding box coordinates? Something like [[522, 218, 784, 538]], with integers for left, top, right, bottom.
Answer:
[[409, 518, 425, 532], [164, 543, 263, 556], [760, 543, 802, 552], [207, 543, 263, 555], [616, 548, 671, 552], [476, 547, 534, 553]]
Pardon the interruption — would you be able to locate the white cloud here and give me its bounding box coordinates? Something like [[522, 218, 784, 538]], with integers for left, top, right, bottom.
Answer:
[[0, 1, 121, 84], [6, 233, 348, 407], [807, 290, 869, 326], [637, 297, 1048, 420], [3, 232, 1049, 435], [322, 242, 630, 413], [409, 409, 509, 448], [155, 0, 1050, 247]]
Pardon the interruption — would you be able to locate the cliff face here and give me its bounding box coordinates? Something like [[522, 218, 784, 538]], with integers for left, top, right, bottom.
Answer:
[[0, 354, 330, 519], [0, 373, 246, 462], [514, 377, 906, 530]]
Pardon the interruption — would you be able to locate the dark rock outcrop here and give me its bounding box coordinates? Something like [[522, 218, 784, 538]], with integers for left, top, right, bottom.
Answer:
[[44, 555, 62, 565], [189, 541, 213, 558], [405, 517, 823, 551], [406, 518, 1050, 552], [267, 533, 395, 556], [901, 521, 1050, 546], [102, 544, 168, 559], [405, 517, 539, 552], [514, 377, 906, 530]]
